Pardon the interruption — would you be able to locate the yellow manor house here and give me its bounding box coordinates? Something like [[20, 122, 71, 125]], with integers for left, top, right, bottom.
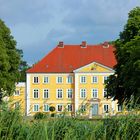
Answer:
[[13, 41, 123, 117]]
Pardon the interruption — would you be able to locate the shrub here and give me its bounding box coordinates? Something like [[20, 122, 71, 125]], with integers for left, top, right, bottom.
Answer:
[[51, 113, 55, 117], [49, 106, 55, 112], [33, 112, 46, 120]]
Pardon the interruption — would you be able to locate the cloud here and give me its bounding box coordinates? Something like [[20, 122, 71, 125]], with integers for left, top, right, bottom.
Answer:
[[0, 0, 140, 64]]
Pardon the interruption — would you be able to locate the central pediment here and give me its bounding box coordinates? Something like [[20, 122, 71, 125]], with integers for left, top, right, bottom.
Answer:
[[73, 62, 114, 73]]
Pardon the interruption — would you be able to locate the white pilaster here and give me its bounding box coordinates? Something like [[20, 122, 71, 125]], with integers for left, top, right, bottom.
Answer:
[[26, 74, 30, 116], [111, 98, 115, 115], [74, 73, 79, 114]]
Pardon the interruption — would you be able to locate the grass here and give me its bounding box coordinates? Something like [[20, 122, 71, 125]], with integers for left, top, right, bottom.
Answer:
[[0, 103, 140, 140]]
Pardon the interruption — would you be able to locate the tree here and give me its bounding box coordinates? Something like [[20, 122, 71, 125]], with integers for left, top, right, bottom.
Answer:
[[19, 60, 30, 82], [106, 7, 140, 105], [17, 49, 30, 82], [0, 19, 21, 100]]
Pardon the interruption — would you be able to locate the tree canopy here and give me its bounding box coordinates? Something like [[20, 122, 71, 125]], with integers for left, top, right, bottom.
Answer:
[[106, 7, 140, 105], [0, 19, 21, 98], [18, 49, 30, 82]]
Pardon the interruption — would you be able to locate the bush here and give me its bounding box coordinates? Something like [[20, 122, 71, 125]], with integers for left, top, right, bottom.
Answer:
[[51, 113, 55, 117], [49, 106, 55, 112], [33, 112, 46, 120]]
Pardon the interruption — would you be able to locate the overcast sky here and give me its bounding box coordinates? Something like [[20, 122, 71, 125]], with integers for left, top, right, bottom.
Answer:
[[0, 0, 140, 64]]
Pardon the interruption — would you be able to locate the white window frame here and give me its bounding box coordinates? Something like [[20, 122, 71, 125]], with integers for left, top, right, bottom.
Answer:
[[56, 89, 63, 99], [33, 76, 39, 84], [67, 89, 73, 99], [103, 104, 109, 112], [81, 104, 86, 112], [103, 88, 107, 98], [56, 76, 63, 84], [57, 104, 63, 112], [118, 105, 123, 112], [67, 104, 72, 112], [14, 102, 20, 109], [14, 90, 20, 96], [43, 104, 50, 112], [91, 88, 98, 98], [103, 76, 109, 84], [92, 76, 98, 83], [43, 89, 49, 99], [67, 76, 73, 84], [33, 89, 39, 99], [80, 76, 86, 83], [33, 104, 39, 112], [80, 88, 86, 98], [43, 76, 49, 84]]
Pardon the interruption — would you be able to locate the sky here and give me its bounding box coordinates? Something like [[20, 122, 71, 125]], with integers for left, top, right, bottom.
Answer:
[[0, 0, 140, 64]]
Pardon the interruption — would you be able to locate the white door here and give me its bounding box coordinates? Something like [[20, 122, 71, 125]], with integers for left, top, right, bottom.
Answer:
[[92, 104, 98, 115]]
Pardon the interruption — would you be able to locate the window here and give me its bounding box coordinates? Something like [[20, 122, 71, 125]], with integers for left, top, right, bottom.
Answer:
[[33, 104, 39, 112], [44, 104, 49, 112], [92, 88, 98, 98], [103, 88, 107, 98], [57, 104, 63, 112], [81, 105, 86, 112], [57, 77, 63, 83], [57, 89, 63, 98], [67, 104, 72, 111], [44, 76, 49, 83], [43, 89, 49, 98], [15, 90, 20, 96], [67, 76, 73, 83], [15, 102, 20, 109], [118, 105, 123, 112], [67, 89, 73, 98], [103, 76, 109, 84], [80, 89, 86, 98], [104, 104, 109, 112], [33, 89, 39, 98], [92, 76, 98, 83], [33, 77, 39, 83], [80, 76, 86, 83]]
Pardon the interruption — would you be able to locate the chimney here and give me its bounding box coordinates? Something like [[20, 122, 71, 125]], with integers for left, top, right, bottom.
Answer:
[[81, 41, 87, 48], [58, 41, 64, 48], [103, 42, 109, 48]]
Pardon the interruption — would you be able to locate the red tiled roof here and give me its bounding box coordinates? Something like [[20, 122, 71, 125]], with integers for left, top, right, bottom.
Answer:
[[27, 43, 116, 73]]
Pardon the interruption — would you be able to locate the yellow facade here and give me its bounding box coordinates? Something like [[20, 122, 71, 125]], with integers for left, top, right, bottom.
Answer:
[[27, 74, 74, 116], [9, 63, 120, 117], [10, 82, 25, 115], [25, 62, 119, 117]]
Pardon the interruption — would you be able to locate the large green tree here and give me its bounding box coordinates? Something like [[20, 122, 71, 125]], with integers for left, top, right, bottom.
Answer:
[[106, 7, 140, 105], [18, 49, 30, 82], [0, 19, 21, 100]]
